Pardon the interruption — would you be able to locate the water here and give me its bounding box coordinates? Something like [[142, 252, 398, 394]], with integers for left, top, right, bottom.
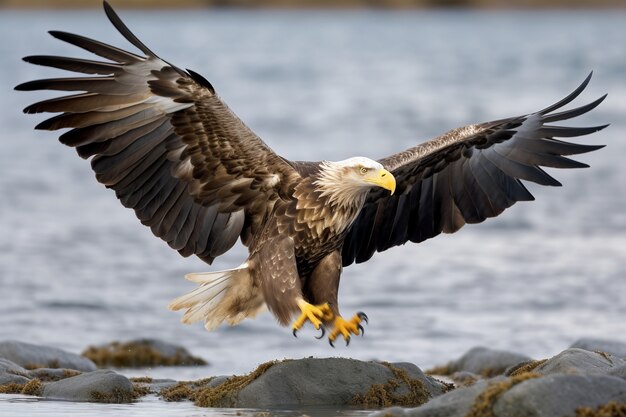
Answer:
[[1, 7, 625, 416]]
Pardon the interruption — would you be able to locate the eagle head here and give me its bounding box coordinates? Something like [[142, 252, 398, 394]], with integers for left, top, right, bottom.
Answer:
[[315, 157, 396, 207]]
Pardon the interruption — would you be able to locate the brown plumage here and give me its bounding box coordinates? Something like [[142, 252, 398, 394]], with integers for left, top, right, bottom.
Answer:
[[16, 2, 608, 345]]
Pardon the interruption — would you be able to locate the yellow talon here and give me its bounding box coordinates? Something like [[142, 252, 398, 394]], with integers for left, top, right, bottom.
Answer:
[[328, 312, 368, 346], [292, 300, 333, 336]]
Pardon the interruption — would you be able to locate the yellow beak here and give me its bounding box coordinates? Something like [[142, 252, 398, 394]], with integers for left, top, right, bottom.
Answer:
[[368, 168, 396, 195]]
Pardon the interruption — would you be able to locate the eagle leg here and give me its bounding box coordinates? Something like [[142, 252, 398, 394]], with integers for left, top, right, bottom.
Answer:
[[292, 299, 334, 337], [328, 312, 368, 347]]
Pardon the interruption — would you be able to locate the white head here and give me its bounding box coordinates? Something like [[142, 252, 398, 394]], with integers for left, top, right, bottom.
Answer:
[[314, 156, 396, 207]]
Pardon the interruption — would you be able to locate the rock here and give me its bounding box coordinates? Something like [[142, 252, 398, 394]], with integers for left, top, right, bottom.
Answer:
[[449, 371, 480, 387], [374, 373, 626, 417], [29, 367, 82, 382], [42, 369, 134, 403], [0, 358, 30, 385], [534, 348, 618, 376], [371, 379, 493, 417], [129, 377, 179, 394], [571, 338, 626, 358], [609, 364, 626, 379], [160, 358, 447, 408], [0, 358, 31, 384], [147, 379, 179, 394], [0, 340, 96, 372], [81, 339, 207, 367], [232, 358, 447, 408], [430, 347, 531, 377], [493, 374, 626, 417], [0, 358, 29, 374], [0, 373, 31, 385]]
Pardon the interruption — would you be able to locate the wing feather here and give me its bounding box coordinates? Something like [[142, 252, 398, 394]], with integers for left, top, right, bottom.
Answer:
[[17, 1, 299, 264], [343, 74, 607, 266]]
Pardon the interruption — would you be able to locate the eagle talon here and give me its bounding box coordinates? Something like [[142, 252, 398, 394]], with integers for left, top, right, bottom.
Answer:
[[357, 312, 369, 324], [315, 326, 326, 339], [291, 300, 333, 336], [328, 313, 367, 346]]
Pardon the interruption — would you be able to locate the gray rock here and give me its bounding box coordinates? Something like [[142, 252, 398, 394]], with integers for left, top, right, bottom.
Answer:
[[137, 378, 178, 394], [0, 373, 31, 385], [609, 364, 626, 379], [450, 371, 481, 387], [0, 358, 29, 376], [494, 374, 626, 417], [231, 358, 446, 408], [0, 340, 96, 372], [371, 379, 493, 417], [207, 375, 230, 388], [374, 371, 626, 417], [435, 346, 531, 377], [42, 369, 134, 403], [535, 348, 618, 375], [0, 358, 31, 385], [571, 337, 626, 358]]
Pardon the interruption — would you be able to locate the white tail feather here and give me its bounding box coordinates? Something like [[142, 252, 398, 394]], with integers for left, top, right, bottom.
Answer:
[[168, 262, 264, 331]]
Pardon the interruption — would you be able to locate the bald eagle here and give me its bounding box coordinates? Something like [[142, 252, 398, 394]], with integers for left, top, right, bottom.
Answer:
[[17, 2, 607, 346]]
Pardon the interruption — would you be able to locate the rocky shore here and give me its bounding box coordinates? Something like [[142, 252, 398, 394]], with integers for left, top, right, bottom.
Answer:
[[1, 338, 625, 416]]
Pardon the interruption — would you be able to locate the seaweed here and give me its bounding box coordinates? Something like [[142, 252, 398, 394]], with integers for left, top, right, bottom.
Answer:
[[30, 368, 82, 382], [425, 363, 454, 376], [575, 401, 626, 417], [464, 373, 541, 417], [131, 382, 152, 399], [89, 387, 135, 403], [82, 340, 207, 368], [160, 361, 277, 407], [129, 376, 153, 383], [350, 362, 431, 408], [594, 351, 614, 364], [0, 379, 43, 396], [24, 359, 59, 370], [505, 359, 548, 377], [195, 361, 277, 407], [161, 381, 197, 402]]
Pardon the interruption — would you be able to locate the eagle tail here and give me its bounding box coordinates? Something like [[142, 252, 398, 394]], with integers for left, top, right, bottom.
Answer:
[[168, 263, 262, 330]]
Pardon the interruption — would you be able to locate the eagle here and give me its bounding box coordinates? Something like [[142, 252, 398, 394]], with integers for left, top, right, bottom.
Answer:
[[17, 2, 607, 346]]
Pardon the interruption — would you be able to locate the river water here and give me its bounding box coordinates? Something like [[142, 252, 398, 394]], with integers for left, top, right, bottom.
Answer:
[[0, 7, 625, 417]]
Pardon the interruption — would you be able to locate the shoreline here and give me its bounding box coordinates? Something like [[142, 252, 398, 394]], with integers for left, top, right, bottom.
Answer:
[[1, 337, 626, 415]]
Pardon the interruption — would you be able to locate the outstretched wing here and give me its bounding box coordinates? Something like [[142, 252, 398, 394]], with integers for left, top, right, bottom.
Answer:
[[342, 73, 607, 266], [16, 2, 299, 264]]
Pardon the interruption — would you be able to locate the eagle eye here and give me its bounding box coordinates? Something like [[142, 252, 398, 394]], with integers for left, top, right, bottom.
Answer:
[[359, 167, 368, 175]]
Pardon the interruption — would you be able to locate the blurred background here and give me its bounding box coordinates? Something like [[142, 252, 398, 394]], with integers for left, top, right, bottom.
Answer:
[[0, 0, 625, 385], [1, 0, 625, 9]]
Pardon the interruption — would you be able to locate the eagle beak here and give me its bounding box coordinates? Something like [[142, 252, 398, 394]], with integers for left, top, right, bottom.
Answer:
[[375, 168, 396, 195]]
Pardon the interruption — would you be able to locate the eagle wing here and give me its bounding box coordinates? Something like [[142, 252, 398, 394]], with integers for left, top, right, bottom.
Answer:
[[16, 2, 299, 264], [342, 73, 607, 266]]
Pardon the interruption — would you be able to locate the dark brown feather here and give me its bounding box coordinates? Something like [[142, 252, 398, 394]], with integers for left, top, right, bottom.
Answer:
[[18, 2, 300, 266], [343, 74, 607, 266]]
